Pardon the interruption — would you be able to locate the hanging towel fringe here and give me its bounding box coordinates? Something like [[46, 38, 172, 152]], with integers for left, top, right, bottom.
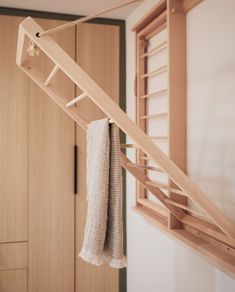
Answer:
[[79, 249, 105, 266], [105, 253, 127, 269]]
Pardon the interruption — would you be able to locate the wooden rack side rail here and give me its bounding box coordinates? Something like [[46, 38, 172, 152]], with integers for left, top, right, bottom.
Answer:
[[16, 17, 235, 242]]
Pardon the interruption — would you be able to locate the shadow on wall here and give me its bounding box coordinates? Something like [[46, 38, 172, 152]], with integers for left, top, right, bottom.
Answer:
[[174, 244, 215, 292], [188, 63, 235, 224], [174, 242, 235, 292]]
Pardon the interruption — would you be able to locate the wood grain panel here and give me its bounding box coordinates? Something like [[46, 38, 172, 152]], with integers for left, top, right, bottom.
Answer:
[[75, 23, 120, 292], [167, 0, 187, 229], [0, 269, 27, 292], [0, 242, 27, 271], [0, 15, 28, 243], [28, 19, 75, 292]]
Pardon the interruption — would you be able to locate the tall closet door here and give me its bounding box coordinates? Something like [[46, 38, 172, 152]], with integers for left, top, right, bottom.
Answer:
[[0, 15, 28, 292], [76, 23, 120, 292], [28, 19, 76, 292], [0, 15, 28, 244]]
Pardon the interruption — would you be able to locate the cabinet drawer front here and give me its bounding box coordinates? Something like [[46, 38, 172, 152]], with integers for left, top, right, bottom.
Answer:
[[0, 269, 27, 292], [0, 242, 27, 271]]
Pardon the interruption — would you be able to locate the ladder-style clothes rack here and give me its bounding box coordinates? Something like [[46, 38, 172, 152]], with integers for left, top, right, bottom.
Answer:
[[134, 0, 188, 231], [16, 1, 235, 279]]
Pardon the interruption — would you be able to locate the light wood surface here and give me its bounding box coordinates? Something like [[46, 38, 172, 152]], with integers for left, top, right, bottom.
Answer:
[[0, 242, 27, 271], [138, 199, 168, 217], [44, 65, 60, 86], [184, 225, 235, 257], [167, 0, 187, 228], [132, 0, 167, 32], [146, 22, 167, 41], [75, 22, 120, 292], [164, 199, 206, 218], [181, 215, 235, 249], [0, 15, 28, 243], [136, 0, 165, 185], [141, 40, 167, 58], [0, 269, 27, 292], [127, 163, 163, 172], [28, 18, 75, 292], [66, 92, 88, 108], [146, 180, 187, 196], [140, 112, 168, 119], [138, 10, 167, 39], [121, 153, 185, 220], [140, 64, 167, 78], [149, 135, 168, 140], [139, 88, 168, 99], [136, 31, 147, 200]]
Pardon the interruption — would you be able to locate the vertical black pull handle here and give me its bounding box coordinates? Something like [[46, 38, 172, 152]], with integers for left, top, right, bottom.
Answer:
[[74, 145, 78, 194]]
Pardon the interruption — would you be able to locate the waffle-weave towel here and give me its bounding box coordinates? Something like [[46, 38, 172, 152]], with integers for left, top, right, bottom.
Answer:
[[79, 118, 126, 268]]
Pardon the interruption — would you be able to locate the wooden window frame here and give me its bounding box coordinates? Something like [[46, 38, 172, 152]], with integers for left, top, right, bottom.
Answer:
[[133, 0, 235, 279]]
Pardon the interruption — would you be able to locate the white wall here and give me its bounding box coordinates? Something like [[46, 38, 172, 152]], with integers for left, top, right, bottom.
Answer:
[[126, 0, 235, 291]]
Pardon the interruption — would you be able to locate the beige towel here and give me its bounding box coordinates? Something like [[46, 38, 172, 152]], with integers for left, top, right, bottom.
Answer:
[[79, 118, 126, 268]]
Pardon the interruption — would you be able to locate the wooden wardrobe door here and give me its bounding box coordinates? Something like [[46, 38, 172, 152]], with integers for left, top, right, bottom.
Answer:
[[28, 19, 75, 292], [0, 15, 28, 243], [76, 23, 120, 292], [0, 270, 27, 292]]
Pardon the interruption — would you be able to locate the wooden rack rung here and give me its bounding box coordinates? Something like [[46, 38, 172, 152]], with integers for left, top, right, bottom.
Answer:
[[140, 65, 167, 79], [140, 112, 168, 120], [146, 180, 187, 196], [127, 163, 163, 172], [66, 92, 87, 107], [149, 135, 168, 140], [138, 10, 167, 40], [146, 22, 167, 40], [138, 198, 168, 217], [139, 89, 168, 99], [164, 198, 206, 217], [44, 65, 60, 86], [141, 40, 167, 58]]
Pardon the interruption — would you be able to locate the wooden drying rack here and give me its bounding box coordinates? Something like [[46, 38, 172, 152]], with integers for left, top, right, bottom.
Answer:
[[16, 0, 235, 278]]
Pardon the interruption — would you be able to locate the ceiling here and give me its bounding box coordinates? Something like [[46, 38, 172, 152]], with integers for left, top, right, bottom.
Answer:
[[0, 0, 142, 19]]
